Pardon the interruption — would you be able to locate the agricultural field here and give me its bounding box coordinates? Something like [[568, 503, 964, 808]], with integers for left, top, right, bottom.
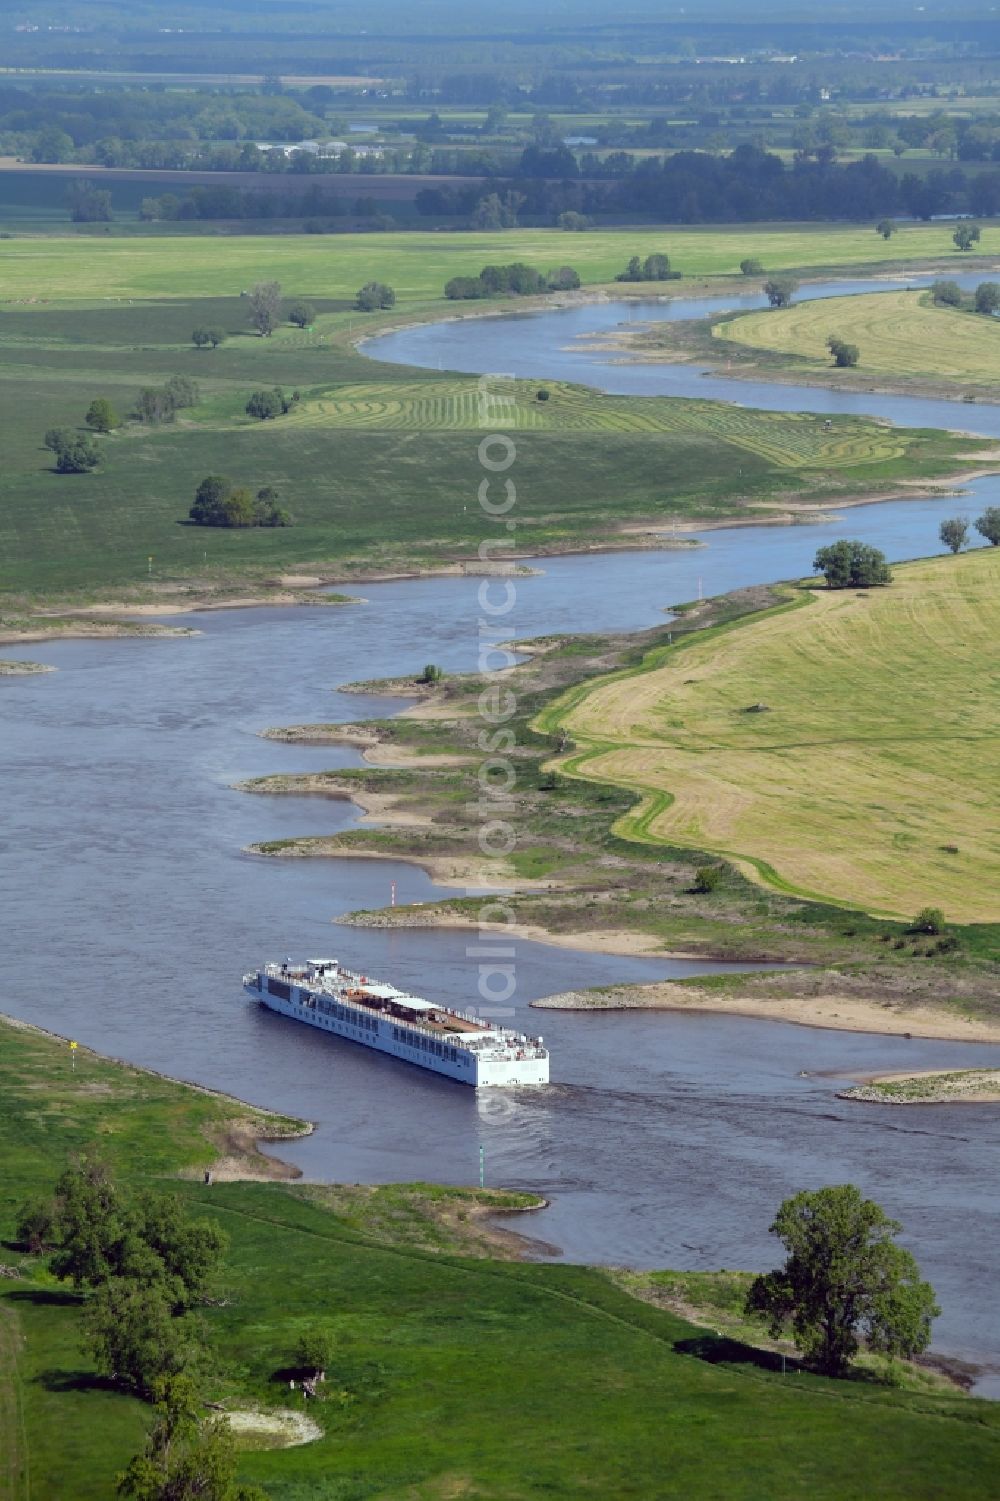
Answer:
[[547, 549, 1000, 922], [0, 288, 974, 598], [4, 1016, 1000, 1501], [716, 289, 1000, 387], [290, 379, 915, 466]]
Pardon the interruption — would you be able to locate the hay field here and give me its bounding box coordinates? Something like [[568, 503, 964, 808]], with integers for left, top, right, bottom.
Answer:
[[550, 549, 1000, 921], [716, 290, 1000, 385], [288, 379, 911, 466]]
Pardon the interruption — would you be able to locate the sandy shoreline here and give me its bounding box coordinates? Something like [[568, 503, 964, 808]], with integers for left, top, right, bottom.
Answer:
[[530, 981, 1000, 1043], [839, 1067, 1000, 1105]]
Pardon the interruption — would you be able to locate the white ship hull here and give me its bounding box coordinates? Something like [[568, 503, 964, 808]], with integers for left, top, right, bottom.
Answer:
[[244, 968, 549, 1088]]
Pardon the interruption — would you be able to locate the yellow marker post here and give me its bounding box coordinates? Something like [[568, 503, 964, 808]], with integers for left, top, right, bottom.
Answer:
[[69, 1039, 78, 1072], [148, 554, 153, 577]]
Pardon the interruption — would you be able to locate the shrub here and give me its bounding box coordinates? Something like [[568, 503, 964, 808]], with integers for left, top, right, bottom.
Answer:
[[43, 428, 101, 473], [287, 299, 316, 328], [245, 387, 290, 421], [355, 281, 395, 312], [536, 388, 550, 402], [692, 865, 721, 893], [930, 279, 963, 307], [910, 907, 946, 935], [739, 257, 764, 275], [763, 278, 797, 308], [827, 335, 860, 368], [974, 282, 1000, 315]]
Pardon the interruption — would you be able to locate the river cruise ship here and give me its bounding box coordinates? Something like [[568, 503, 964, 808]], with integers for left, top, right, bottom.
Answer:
[[244, 958, 549, 1087]]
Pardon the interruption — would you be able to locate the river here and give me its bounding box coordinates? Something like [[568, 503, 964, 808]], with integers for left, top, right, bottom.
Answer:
[[3, 277, 999, 1387]]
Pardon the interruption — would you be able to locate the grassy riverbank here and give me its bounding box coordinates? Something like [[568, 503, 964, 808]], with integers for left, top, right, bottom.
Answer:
[[547, 549, 1000, 922], [716, 289, 1000, 389], [243, 576, 1000, 1031], [1, 228, 997, 610], [5, 1016, 1000, 1499]]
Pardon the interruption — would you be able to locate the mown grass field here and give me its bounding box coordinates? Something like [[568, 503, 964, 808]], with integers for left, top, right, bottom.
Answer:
[[716, 289, 1000, 385], [546, 549, 1000, 922], [0, 292, 974, 597], [2, 221, 998, 305], [4, 1018, 1000, 1501]]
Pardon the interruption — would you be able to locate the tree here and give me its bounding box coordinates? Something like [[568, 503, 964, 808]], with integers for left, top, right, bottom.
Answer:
[[135, 387, 177, 424], [930, 279, 963, 307], [296, 1324, 335, 1375], [191, 328, 212, 349], [86, 1279, 199, 1397], [189, 475, 232, 527], [953, 222, 982, 251], [247, 281, 282, 337], [16, 1196, 57, 1254], [118, 1376, 268, 1501], [43, 428, 102, 474], [206, 327, 226, 348], [739, 257, 764, 275], [66, 180, 113, 223], [254, 487, 293, 527], [557, 211, 591, 230], [764, 278, 797, 308], [547, 265, 581, 291], [974, 281, 1000, 315], [827, 335, 860, 368], [642, 253, 672, 281], [189, 476, 293, 529], [975, 506, 1000, 545], [287, 299, 316, 328], [939, 517, 969, 554], [616, 255, 644, 283], [745, 1185, 939, 1377], [165, 375, 199, 411], [875, 218, 896, 240], [911, 906, 946, 934], [420, 664, 444, 683], [813, 540, 892, 589], [692, 865, 721, 894], [85, 397, 119, 433], [354, 281, 396, 311], [245, 388, 289, 421]]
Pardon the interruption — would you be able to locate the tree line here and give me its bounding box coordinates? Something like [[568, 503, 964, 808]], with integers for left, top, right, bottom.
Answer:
[[445, 261, 580, 300]]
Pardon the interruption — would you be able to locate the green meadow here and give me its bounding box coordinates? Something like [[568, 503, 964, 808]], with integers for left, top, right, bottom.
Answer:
[[4, 1017, 1000, 1501], [0, 252, 978, 597], [3, 221, 998, 302]]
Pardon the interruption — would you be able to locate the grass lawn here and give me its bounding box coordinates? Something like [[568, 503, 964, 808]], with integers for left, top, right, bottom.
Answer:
[[545, 549, 1000, 922], [4, 1017, 1000, 1501], [716, 289, 1000, 386], [0, 293, 976, 599]]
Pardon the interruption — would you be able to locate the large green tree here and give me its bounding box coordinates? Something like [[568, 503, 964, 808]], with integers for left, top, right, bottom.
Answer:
[[85, 1279, 200, 1397], [975, 506, 1000, 545], [813, 540, 892, 589], [85, 397, 119, 433], [746, 1185, 939, 1377]]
